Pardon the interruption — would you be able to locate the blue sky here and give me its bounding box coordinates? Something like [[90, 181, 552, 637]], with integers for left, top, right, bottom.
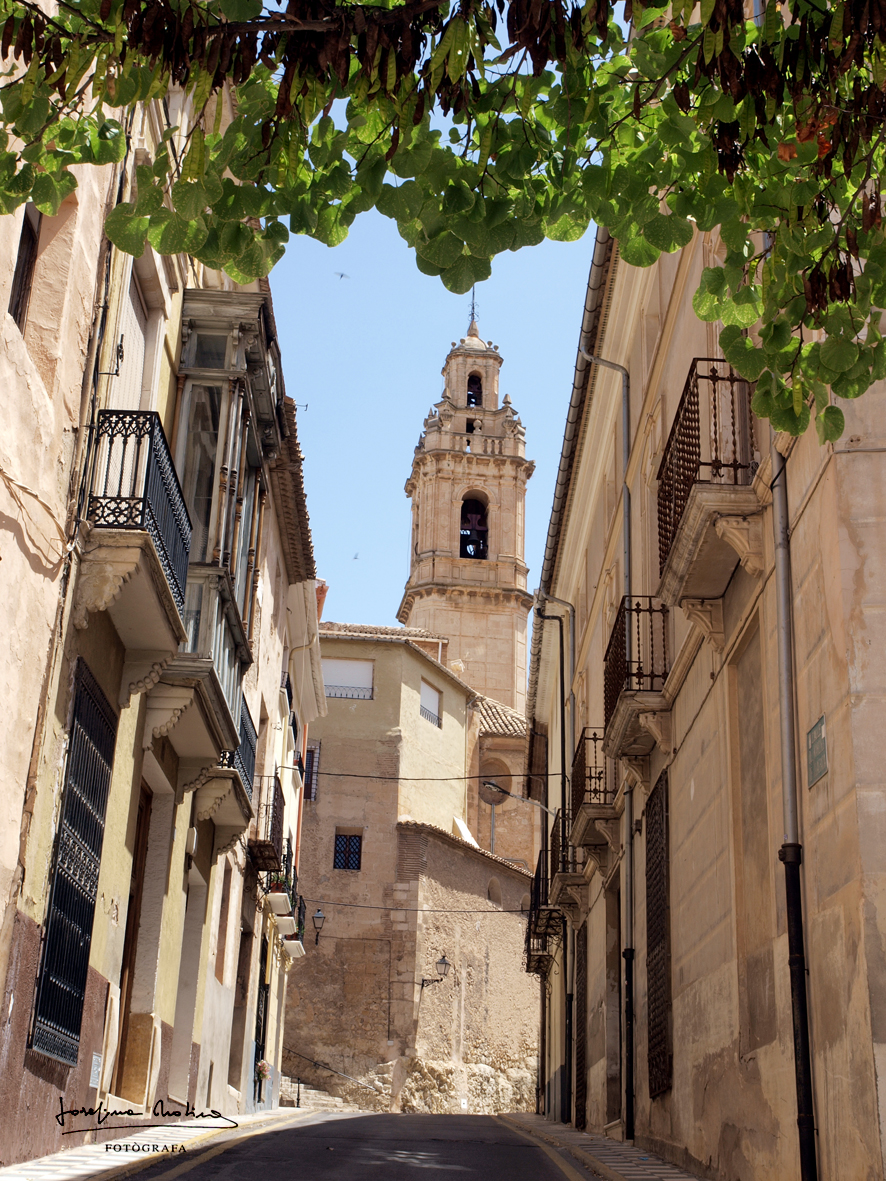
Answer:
[[271, 209, 593, 628]]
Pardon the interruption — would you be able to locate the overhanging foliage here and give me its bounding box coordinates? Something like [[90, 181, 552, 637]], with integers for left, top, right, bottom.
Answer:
[[1, 0, 885, 439]]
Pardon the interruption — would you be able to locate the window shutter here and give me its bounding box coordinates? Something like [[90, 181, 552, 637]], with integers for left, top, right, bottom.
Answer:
[[32, 659, 117, 1065]]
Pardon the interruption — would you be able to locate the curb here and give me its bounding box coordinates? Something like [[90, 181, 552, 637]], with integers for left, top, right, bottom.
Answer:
[[496, 1113, 630, 1181]]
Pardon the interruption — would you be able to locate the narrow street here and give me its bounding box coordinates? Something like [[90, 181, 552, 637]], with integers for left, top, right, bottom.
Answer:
[[126, 1113, 597, 1181]]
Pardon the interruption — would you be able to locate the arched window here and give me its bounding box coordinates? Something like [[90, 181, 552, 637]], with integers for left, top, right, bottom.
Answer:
[[467, 373, 482, 406], [460, 497, 488, 559]]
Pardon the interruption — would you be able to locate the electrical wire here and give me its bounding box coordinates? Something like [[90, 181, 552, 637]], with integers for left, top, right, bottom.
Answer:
[[279, 766, 557, 783]]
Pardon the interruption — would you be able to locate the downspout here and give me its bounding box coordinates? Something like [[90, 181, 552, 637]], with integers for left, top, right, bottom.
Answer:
[[579, 348, 634, 1142], [771, 440, 818, 1181], [536, 607, 570, 1125]]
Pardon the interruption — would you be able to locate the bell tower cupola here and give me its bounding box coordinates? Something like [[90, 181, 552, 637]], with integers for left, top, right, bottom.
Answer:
[[397, 321, 534, 711]]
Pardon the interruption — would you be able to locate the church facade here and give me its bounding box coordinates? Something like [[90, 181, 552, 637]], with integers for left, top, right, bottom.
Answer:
[[283, 324, 542, 1114]]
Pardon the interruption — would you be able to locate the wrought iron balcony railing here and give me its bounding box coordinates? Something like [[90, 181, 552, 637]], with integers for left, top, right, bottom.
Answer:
[[420, 704, 442, 727], [657, 359, 756, 575], [281, 671, 293, 712], [249, 773, 285, 870], [550, 808, 577, 876], [87, 410, 192, 614], [325, 684, 373, 700], [264, 839, 295, 912], [220, 697, 257, 800], [604, 597, 670, 730], [530, 848, 548, 912], [571, 728, 616, 820]]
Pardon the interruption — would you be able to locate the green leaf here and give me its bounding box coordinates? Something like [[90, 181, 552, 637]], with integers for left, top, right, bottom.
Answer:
[[377, 181, 423, 223], [313, 205, 350, 247], [440, 252, 492, 294], [31, 171, 77, 216], [619, 234, 661, 268], [720, 286, 761, 329], [815, 405, 845, 443], [643, 213, 694, 253], [147, 208, 209, 255], [510, 219, 545, 250], [819, 336, 859, 374], [415, 253, 445, 277], [545, 210, 593, 244], [416, 230, 465, 268], [219, 0, 262, 18], [719, 325, 768, 380], [104, 204, 150, 257]]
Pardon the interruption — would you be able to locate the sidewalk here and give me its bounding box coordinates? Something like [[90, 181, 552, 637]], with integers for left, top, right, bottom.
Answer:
[[498, 1113, 705, 1181], [0, 1106, 313, 1181]]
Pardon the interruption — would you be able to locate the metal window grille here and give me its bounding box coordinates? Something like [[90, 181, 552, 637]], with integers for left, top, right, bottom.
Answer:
[[646, 769, 673, 1098], [333, 834, 362, 871], [219, 697, 257, 801], [420, 704, 441, 727], [254, 936, 269, 1103], [574, 922, 588, 1130], [525, 723, 548, 803], [31, 659, 117, 1065], [303, 743, 320, 801]]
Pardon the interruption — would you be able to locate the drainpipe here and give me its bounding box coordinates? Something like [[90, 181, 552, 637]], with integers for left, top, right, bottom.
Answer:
[[579, 349, 634, 1141], [539, 594, 576, 761], [536, 606, 570, 1125], [771, 440, 818, 1181]]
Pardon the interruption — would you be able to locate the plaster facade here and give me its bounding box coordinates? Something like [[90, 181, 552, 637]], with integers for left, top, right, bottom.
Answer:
[[527, 225, 886, 1180], [283, 619, 539, 1114], [0, 93, 325, 1167]]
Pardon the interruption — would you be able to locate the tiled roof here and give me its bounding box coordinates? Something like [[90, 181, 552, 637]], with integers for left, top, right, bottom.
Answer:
[[475, 696, 528, 738], [320, 622, 446, 640], [397, 820, 531, 877]]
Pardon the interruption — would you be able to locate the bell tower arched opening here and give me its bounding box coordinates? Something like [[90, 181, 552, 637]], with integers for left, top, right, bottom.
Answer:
[[467, 372, 483, 407], [460, 496, 488, 560]]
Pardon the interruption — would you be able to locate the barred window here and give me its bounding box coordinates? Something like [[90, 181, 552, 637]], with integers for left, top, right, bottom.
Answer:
[[32, 659, 117, 1065], [333, 833, 362, 871], [303, 742, 320, 801]]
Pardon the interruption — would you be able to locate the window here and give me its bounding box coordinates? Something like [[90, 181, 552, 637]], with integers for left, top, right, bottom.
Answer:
[[420, 680, 442, 728], [32, 659, 117, 1065], [323, 658, 373, 699], [467, 373, 482, 406], [303, 742, 320, 800], [8, 204, 40, 332], [459, 497, 488, 560], [194, 333, 228, 368], [646, 769, 673, 1098], [181, 384, 222, 562], [333, 832, 362, 871]]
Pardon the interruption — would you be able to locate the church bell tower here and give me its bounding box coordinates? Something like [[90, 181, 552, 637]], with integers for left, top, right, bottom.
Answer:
[[397, 321, 534, 711]]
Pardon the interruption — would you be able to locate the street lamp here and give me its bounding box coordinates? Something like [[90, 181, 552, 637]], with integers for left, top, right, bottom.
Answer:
[[483, 781, 558, 817], [420, 953, 452, 989], [312, 908, 325, 945]]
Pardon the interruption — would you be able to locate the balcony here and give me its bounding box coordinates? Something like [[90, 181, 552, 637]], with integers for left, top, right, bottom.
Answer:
[[219, 697, 257, 802], [603, 597, 670, 760], [264, 839, 295, 912], [657, 360, 761, 608], [75, 410, 191, 664], [283, 897, 307, 958], [525, 930, 555, 977], [570, 728, 619, 852], [527, 850, 559, 938], [166, 564, 253, 752], [249, 773, 285, 871], [549, 809, 585, 920]]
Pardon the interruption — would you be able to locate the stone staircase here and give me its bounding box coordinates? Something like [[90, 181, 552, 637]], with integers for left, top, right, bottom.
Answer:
[[279, 1077, 364, 1113]]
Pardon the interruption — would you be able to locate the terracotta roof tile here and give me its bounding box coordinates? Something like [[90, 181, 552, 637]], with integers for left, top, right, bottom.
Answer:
[[475, 696, 528, 738]]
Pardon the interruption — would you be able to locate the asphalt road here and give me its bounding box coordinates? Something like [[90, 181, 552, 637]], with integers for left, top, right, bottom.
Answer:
[[130, 1112, 597, 1181]]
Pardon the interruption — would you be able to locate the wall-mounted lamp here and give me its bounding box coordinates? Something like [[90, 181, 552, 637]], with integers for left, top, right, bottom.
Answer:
[[312, 908, 325, 945], [483, 781, 558, 818], [420, 954, 452, 990]]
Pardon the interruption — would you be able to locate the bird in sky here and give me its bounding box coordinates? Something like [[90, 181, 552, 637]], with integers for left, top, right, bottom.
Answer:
[[353, 553, 359, 560], [335, 272, 350, 280]]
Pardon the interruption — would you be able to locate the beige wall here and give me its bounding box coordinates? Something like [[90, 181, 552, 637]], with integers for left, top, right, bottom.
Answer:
[[533, 227, 886, 1179]]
